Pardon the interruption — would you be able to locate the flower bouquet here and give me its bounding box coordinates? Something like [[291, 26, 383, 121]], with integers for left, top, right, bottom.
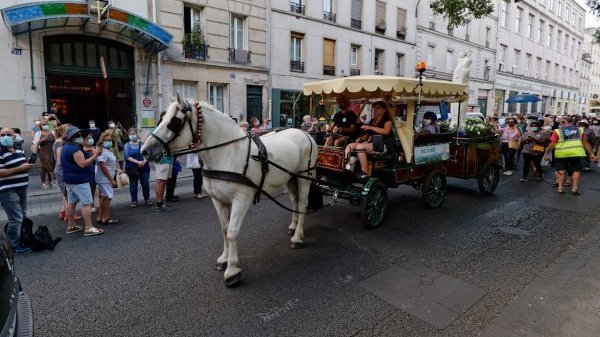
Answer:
[[464, 118, 494, 137]]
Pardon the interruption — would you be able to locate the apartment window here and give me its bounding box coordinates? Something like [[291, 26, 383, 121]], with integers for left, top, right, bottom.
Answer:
[[571, 14, 576, 27], [558, 2, 562, 17], [500, 0, 508, 28], [290, 0, 305, 15], [323, 39, 336, 75], [525, 53, 531, 76], [538, 0, 544, 4], [395, 53, 404, 76], [427, 45, 435, 68], [396, 8, 407, 39], [564, 33, 569, 54], [374, 49, 384, 74], [375, 1, 386, 33], [484, 59, 490, 80], [527, 14, 534, 39], [290, 33, 304, 72], [562, 66, 566, 84], [537, 20, 544, 43], [572, 38, 576, 58], [515, 8, 522, 33], [547, 25, 553, 47], [351, 0, 362, 29], [230, 16, 244, 50], [569, 68, 573, 85], [545, 60, 551, 80], [184, 6, 202, 34], [554, 63, 559, 81], [445, 50, 454, 72], [499, 44, 507, 71], [350, 45, 360, 74], [208, 84, 225, 112], [565, 7, 570, 21], [557, 30, 561, 51], [536, 57, 542, 78], [485, 27, 491, 48], [323, 0, 336, 22], [548, 0, 554, 11], [173, 80, 197, 101], [513, 49, 520, 73]]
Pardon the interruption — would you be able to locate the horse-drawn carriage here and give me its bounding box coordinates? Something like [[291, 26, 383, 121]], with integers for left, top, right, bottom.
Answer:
[[303, 75, 501, 229]]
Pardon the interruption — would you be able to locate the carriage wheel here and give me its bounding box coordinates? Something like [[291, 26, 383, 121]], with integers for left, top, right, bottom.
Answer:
[[360, 179, 388, 229], [477, 161, 499, 195], [422, 170, 446, 208]]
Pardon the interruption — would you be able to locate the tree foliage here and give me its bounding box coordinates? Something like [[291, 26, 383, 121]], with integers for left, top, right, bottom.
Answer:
[[587, 0, 600, 43], [430, 0, 494, 29]]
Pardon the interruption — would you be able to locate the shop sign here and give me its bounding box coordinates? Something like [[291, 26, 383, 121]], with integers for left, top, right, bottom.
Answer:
[[47, 78, 95, 94], [143, 97, 152, 107]]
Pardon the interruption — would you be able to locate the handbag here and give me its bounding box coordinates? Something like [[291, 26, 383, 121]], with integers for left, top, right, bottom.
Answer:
[[117, 172, 129, 189], [532, 144, 545, 153], [508, 139, 519, 150]]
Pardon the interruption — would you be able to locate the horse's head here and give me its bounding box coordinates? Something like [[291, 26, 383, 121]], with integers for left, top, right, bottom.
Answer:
[[141, 93, 196, 161]]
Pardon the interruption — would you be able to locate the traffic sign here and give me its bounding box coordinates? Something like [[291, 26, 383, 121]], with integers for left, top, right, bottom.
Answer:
[[143, 97, 152, 107], [593, 94, 598, 99]]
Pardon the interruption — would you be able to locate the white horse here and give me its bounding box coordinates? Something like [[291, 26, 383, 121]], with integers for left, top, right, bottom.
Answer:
[[141, 94, 318, 286]]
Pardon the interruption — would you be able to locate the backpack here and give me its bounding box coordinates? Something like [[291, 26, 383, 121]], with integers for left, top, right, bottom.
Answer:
[[4, 217, 34, 248], [31, 226, 61, 251]]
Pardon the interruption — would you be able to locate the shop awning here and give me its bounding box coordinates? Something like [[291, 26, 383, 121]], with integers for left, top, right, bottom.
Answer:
[[1, 1, 173, 51]]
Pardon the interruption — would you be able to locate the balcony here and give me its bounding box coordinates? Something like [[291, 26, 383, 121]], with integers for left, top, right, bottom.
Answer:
[[350, 68, 360, 76], [375, 23, 386, 34], [323, 11, 336, 22], [323, 65, 336, 76], [183, 44, 208, 61], [290, 60, 305, 72], [229, 48, 251, 64], [351, 19, 362, 29], [290, 2, 305, 15], [396, 30, 406, 40]]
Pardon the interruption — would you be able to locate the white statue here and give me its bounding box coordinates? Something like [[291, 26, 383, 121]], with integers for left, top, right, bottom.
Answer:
[[451, 52, 471, 127]]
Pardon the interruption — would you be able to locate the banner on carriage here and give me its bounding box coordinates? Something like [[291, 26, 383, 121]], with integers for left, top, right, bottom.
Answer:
[[414, 143, 450, 165]]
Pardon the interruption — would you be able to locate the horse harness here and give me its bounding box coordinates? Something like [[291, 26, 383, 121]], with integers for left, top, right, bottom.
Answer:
[[149, 103, 317, 213]]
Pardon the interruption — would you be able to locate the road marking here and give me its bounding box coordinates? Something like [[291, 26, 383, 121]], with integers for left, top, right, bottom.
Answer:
[[258, 298, 300, 322]]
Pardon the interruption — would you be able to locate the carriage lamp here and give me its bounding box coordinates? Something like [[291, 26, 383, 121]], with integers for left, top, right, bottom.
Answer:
[[416, 61, 427, 74]]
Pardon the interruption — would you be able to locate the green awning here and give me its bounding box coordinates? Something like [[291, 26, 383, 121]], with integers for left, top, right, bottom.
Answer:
[[1, 1, 173, 51]]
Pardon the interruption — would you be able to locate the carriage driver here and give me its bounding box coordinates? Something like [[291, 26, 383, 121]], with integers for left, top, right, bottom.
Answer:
[[324, 96, 358, 147]]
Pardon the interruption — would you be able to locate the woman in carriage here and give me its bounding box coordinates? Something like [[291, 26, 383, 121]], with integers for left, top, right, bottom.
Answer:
[[344, 101, 393, 178]]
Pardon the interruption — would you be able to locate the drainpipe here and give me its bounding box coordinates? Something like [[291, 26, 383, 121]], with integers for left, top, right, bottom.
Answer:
[[152, 0, 163, 115], [28, 23, 36, 90], [266, 0, 272, 122]]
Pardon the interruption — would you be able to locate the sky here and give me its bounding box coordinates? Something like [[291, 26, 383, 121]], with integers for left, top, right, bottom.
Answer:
[[578, 0, 600, 28]]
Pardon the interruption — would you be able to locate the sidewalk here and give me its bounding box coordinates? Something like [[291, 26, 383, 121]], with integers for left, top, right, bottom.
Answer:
[[1, 167, 196, 222]]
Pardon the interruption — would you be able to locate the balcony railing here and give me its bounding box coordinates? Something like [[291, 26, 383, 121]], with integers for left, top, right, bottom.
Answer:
[[290, 60, 305, 72], [183, 44, 208, 61], [350, 68, 360, 76], [229, 48, 251, 64], [323, 11, 336, 22], [323, 65, 336, 76], [351, 19, 362, 29], [290, 2, 305, 15], [396, 30, 406, 40]]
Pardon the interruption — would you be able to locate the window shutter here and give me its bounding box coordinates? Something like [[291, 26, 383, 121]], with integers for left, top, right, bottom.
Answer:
[[323, 39, 335, 66], [376, 1, 386, 24], [351, 0, 362, 21], [173, 81, 197, 101], [397, 8, 407, 31]]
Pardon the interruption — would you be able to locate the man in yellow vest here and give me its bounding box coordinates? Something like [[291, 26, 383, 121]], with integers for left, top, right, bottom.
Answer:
[[544, 116, 595, 195]]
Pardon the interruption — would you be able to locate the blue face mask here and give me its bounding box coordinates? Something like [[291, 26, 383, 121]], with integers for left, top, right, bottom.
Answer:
[[74, 137, 84, 145], [87, 138, 95, 146], [129, 135, 138, 142], [0, 136, 14, 147], [103, 141, 113, 149], [42, 125, 49, 131]]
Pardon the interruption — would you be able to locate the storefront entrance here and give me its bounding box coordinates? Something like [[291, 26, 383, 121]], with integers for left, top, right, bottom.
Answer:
[[44, 35, 135, 129]]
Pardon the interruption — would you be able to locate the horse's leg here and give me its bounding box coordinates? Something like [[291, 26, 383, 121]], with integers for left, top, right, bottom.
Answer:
[[290, 178, 310, 249], [211, 199, 231, 272], [224, 197, 252, 287], [286, 178, 299, 236]]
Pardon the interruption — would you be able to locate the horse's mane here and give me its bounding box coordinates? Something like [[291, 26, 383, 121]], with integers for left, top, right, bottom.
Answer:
[[196, 100, 239, 128]]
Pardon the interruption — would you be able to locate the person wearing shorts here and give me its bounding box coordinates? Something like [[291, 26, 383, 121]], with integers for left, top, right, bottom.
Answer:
[[61, 126, 104, 236], [154, 158, 173, 212], [324, 96, 358, 147], [95, 131, 118, 225]]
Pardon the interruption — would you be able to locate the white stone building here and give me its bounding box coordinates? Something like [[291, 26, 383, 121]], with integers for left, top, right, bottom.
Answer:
[[270, 0, 417, 127], [584, 27, 600, 113], [493, 0, 586, 116]]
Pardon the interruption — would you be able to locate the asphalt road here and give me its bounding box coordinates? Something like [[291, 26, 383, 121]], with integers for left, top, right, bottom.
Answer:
[[14, 167, 600, 337]]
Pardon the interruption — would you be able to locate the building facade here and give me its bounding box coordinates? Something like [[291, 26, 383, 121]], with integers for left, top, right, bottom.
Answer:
[[270, 0, 418, 127], [584, 27, 600, 113], [493, 0, 585, 116], [415, 0, 497, 116]]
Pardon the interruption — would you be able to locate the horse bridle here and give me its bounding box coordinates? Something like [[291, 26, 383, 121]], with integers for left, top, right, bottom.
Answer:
[[149, 102, 247, 157]]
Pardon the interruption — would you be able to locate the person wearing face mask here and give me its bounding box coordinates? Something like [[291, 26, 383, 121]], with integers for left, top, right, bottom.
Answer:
[[12, 129, 24, 151], [417, 111, 439, 135], [38, 123, 56, 188], [88, 119, 102, 144], [520, 120, 547, 182], [31, 119, 42, 154], [579, 120, 594, 171], [42, 111, 60, 133], [83, 134, 99, 213], [590, 119, 600, 161], [0, 128, 35, 254], [124, 128, 151, 207], [107, 120, 126, 170], [95, 131, 119, 225], [53, 124, 81, 221], [498, 117, 523, 176], [61, 126, 104, 236]]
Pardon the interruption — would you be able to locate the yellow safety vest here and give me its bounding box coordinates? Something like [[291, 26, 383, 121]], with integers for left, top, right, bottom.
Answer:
[[554, 126, 586, 158]]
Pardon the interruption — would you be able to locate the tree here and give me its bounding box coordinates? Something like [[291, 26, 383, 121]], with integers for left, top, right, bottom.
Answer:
[[586, 0, 600, 43], [430, 0, 494, 29]]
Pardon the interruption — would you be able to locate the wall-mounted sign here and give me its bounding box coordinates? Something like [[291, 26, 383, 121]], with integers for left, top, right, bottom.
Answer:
[[141, 108, 155, 128], [10, 48, 22, 55], [47, 77, 95, 95], [143, 97, 152, 107]]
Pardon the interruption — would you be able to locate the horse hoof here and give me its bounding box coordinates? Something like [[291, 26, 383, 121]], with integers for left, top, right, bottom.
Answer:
[[224, 272, 242, 287], [288, 229, 295, 236], [290, 242, 304, 249], [215, 262, 227, 272]]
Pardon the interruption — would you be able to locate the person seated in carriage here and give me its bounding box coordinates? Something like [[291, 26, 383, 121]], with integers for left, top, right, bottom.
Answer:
[[344, 101, 393, 178], [324, 96, 358, 147], [417, 111, 439, 135]]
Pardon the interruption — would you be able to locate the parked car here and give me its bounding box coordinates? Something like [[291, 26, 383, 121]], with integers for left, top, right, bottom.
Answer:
[[0, 229, 33, 337]]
